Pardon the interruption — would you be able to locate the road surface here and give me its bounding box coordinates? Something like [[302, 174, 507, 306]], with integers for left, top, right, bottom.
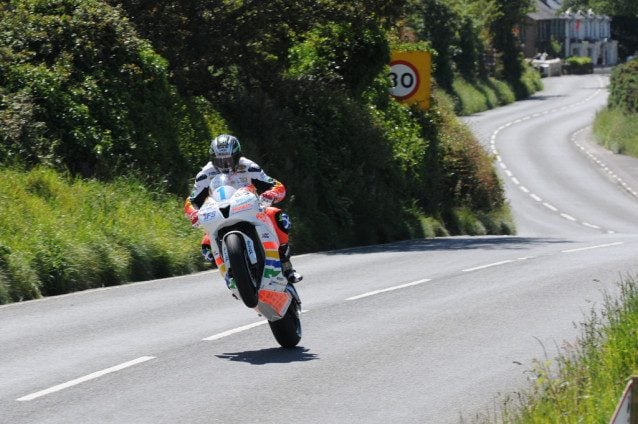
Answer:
[[1, 72, 638, 423]]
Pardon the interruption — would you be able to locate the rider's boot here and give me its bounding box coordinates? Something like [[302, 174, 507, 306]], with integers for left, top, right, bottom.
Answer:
[[201, 243, 214, 263], [279, 243, 303, 284]]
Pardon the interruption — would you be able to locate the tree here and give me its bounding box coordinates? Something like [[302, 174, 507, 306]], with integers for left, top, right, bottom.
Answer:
[[490, 0, 532, 94]]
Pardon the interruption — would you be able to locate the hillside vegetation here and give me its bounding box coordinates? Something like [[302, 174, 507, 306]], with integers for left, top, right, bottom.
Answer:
[[0, 0, 541, 302], [593, 58, 638, 157]]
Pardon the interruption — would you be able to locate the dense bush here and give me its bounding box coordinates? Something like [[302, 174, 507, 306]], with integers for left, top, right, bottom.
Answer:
[[0, 0, 211, 193], [563, 56, 594, 75], [608, 58, 638, 113], [0, 0, 516, 302], [594, 61, 638, 160]]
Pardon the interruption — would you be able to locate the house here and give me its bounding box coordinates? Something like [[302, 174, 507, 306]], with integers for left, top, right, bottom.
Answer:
[[521, 0, 618, 65]]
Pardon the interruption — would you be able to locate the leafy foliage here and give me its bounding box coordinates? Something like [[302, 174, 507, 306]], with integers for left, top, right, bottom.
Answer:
[[564, 56, 594, 74], [0, 0, 517, 302], [609, 58, 638, 113], [0, 0, 210, 193]]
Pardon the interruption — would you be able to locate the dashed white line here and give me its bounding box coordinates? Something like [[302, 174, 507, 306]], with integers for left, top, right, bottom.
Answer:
[[561, 242, 624, 253], [572, 127, 638, 200], [203, 321, 269, 341], [560, 213, 577, 222], [462, 260, 516, 272], [543, 202, 558, 212], [582, 222, 601, 230], [346, 279, 431, 301], [17, 356, 156, 401], [202, 310, 310, 341], [488, 78, 611, 232]]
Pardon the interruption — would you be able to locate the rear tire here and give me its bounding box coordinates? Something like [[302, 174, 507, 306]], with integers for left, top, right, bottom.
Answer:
[[268, 298, 302, 348], [226, 233, 259, 308]]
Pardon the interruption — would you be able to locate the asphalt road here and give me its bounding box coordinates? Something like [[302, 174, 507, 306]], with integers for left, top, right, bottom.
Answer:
[[2, 72, 638, 423]]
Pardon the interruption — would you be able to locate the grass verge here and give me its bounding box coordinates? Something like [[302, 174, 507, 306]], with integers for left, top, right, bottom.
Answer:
[[0, 167, 206, 304], [593, 108, 638, 158], [471, 274, 638, 423]]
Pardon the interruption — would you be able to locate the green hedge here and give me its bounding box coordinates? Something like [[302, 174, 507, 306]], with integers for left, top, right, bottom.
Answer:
[[0, 0, 211, 193], [563, 56, 594, 75], [609, 58, 638, 114]]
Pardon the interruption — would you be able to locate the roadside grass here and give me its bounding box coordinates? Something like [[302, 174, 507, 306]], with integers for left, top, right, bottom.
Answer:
[[593, 108, 638, 158], [452, 67, 541, 116], [453, 77, 516, 116], [0, 167, 206, 304], [470, 275, 638, 423]]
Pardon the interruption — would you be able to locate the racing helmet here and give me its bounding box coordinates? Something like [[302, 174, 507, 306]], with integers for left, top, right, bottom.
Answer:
[[209, 134, 241, 173]]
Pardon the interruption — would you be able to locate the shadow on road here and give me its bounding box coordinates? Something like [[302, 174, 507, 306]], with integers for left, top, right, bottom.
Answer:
[[215, 347, 318, 365], [322, 236, 571, 255]]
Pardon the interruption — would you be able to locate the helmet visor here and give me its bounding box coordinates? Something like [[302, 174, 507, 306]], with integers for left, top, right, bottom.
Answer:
[[212, 156, 235, 172]]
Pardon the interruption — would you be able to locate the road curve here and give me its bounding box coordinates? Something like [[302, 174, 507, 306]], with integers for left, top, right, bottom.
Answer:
[[2, 72, 638, 423]]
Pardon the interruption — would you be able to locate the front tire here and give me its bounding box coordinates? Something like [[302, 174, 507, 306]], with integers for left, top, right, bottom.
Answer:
[[268, 298, 302, 348], [226, 233, 259, 308]]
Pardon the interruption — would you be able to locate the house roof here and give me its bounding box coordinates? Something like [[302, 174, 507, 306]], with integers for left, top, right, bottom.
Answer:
[[528, 0, 561, 20]]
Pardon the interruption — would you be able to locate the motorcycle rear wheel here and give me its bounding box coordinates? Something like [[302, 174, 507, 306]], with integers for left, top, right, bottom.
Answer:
[[268, 297, 302, 348], [226, 233, 259, 308]]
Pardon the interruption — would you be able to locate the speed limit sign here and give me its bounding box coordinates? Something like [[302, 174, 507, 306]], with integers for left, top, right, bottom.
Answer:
[[390, 61, 419, 100], [389, 51, 432, 110]]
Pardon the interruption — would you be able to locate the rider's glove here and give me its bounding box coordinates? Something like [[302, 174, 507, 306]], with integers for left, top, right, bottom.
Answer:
[[259, 191, 277, 206], [188, 210, 200, 227]]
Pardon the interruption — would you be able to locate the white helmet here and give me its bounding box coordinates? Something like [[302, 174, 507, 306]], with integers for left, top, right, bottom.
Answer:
[[209, 134, 241, 173]]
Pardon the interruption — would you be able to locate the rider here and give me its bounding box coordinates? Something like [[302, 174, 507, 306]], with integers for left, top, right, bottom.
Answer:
[[184, 134, 303, 284]]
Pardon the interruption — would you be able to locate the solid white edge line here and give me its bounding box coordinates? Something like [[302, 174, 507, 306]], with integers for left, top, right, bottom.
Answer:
[[17, 356, 156, 402], [561, 242, 624, 253], [462, 260, 515, 273], [346, 279, 431, 301]]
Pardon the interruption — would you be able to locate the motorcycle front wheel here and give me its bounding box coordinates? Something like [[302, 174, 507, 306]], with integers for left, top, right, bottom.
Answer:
[[268, 297, 302, 348], [226, 233, 259, 308]]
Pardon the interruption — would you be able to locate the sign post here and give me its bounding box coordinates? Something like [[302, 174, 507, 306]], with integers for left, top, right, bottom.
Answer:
[[389, 51, 432, 110], [610, 376, 638, 424]]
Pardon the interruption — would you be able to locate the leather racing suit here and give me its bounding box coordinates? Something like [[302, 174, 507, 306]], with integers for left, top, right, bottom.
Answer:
[[183, 157, 294, 272]]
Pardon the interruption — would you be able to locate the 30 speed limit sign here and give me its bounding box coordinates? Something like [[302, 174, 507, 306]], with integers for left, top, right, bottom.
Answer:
[[389, 51, 432, 110], [390, 61, 419, 100]]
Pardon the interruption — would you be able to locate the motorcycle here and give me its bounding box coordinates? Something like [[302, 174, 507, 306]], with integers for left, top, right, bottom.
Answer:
[[196, 173, 302, 348]]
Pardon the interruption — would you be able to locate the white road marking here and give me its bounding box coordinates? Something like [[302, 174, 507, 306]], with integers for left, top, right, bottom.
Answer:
[[203, 321, 268, 341], [572, 128, 638, 200], [487, 80, 610, 233], [561, 242, 624, 253], [202, 310, 309, 341], [462, 260, 516, 272], [17, 356, 156, 401], [560, 213, 577, 222], [346, 279, 431, 301], [462, 256, 536, 273]]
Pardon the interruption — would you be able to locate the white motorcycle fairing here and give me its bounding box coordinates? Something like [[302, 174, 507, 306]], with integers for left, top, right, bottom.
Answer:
[[197, 174, 295, 322]]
